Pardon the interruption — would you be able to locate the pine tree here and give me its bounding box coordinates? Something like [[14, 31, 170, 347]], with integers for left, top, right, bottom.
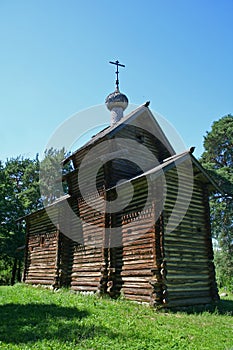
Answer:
[[200, 114, 233, 290]]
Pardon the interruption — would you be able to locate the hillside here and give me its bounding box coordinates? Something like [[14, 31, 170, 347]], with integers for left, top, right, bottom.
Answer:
[[0, 284, 232, 350]]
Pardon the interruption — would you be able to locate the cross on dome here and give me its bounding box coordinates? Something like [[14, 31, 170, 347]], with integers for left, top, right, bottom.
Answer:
[[106, 60, 129, 125], [109, 60, 125, 92]]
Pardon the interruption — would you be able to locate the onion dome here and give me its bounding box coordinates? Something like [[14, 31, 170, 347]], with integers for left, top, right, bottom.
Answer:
[[106, 60, 129, 125], [105, 90, 129, 112]]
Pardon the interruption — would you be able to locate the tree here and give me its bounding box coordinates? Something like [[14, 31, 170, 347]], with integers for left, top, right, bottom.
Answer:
[[200, 114, 233, 290], [39, 148, 72, 206], [0, 156, 41, 284], [0, 148, 73, 285], [0, 149, 72, 285]]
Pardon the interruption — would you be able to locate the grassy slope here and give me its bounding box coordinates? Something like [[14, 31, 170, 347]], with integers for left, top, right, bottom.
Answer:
[[0, 284, 232, 350]]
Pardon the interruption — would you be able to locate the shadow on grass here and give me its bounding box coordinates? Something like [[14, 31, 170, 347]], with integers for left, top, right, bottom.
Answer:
[[215, 299, 233, 315], [0, 303, 116, 345]]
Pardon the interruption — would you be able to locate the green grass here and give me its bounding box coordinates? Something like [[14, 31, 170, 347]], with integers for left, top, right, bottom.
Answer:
[[0, 284, 232, 350]]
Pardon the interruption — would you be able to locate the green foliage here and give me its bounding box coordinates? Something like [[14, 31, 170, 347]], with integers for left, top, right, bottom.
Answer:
[[39, 148, 72, 206], [0, 284, 232, 350], [0, 156, 41, 285], [200, 114, 233, 290], [201, 114, 233, 194], [0, 149, 72, 285], [0, 259, 12, 285], [214, 250, 233, 292]]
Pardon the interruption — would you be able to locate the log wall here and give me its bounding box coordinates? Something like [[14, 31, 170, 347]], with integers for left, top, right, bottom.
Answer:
[[24, 208, 59, 286], [24, 199, 77, 288], [114, 123, 171, 163], [67, 139, 107, 197], [114, 177, 155, 303], [107, 125, 171, 188], [121, 210, 155, 303], [163, 166, 218, 307], [70, 191, 105, 292]]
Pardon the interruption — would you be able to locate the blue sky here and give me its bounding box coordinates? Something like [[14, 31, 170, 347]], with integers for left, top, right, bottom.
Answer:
[[0, 0, 232, 161]]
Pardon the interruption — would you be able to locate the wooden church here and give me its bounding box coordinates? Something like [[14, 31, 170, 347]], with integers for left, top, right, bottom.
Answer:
[[22, 62, 219, 308]]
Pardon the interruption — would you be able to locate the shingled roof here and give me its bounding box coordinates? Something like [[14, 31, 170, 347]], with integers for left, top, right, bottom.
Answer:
[[63, 104, 176, 164]]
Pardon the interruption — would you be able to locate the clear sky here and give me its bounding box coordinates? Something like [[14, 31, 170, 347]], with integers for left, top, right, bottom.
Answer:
[[0, 0, 232, 161]]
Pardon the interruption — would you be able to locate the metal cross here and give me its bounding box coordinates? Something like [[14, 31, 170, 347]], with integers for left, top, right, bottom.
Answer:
[[109, 60, 125, 91]]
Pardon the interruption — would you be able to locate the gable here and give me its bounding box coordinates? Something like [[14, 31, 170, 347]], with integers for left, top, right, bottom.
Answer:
[[109, 105, 176, 157], [64, 104, 176, 168]]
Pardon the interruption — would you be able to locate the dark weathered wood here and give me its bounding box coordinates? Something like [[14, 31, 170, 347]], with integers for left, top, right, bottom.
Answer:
[[161, 165, 219, 307], [70, 191, 105, 293], [22, 106, 219, 309]]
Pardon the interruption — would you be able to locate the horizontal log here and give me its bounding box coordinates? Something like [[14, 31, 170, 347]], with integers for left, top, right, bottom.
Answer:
[[164, 246, 208, 255], [71, 271, 101, 277], [167, 291, 211, 300], [167, 281, 210, 288], [121, 269, 154, 277], [26, 273, 55, 278], [122, 239, 154, 249], [122, 282, 151, 289], [28, 265, 55, 271], [165, 254, 209, 262], [123, 294, 151, 303], [121, 276, 150, 283], [123, 288, 152, 296], [72, 265, 102, 271], [166, 273, 209, 280], [165, 285, 211, 292], [122, 254, 154, 261], [166, 296, 213, 308], [25, 279, 54, 285], [30, 252, 57, 258], [27, 256, 56, 265], [122, 263, 154, 271], [164, 235, 206, 244], [164, 266, 210, 274], [73, 256, 102, 263], [71, 279, 99, 285], [122, 264, 155, 271], [71, 284, 98, 290]]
